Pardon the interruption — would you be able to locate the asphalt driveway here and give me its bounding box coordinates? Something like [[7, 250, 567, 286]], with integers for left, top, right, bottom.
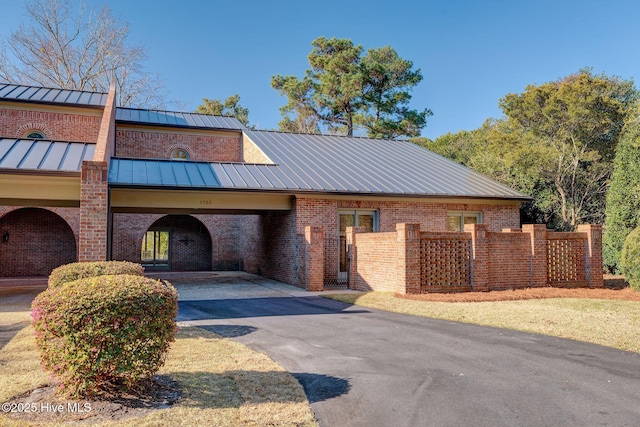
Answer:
[[175, 273, 640, 427]]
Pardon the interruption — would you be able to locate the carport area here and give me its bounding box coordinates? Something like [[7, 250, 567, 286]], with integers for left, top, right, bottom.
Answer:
[[147, 271, 325, 300]]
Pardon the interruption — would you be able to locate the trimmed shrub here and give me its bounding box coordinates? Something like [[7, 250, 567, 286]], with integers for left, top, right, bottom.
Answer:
[[620, 227, 640, 291], [31, 274, 178, 397], [48, 261, 144, 288]]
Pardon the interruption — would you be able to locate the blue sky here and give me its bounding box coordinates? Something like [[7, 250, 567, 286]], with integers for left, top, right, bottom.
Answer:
[[1, 0, 639, 139]]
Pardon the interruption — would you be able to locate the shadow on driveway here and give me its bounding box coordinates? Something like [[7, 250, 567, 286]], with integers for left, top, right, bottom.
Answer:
[[292, 373, 351, 403], [178, 296, 370, 321], [171, 370, 350, 407], [198, 324, 258, 338]]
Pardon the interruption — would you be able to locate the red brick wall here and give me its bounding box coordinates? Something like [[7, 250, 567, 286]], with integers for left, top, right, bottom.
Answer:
[[352, 232, 399, 292], [258, 206, 304, 287], [294, 197, 521, 236], [294, 197, 521, 285], [487, 231, 532, 290], [347, 223, 602, 294], [79, 161, 108, 261], [115, 128, 241, 162], [193, 214, 243, 270], [0, 206, 80, 245], [0, 106, 101, 142], [0, 207, 77, 276], [111, 213, 251, 271], [240, 215, 263, 274]]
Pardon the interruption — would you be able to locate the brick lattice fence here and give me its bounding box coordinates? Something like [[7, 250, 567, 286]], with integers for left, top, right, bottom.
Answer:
[[302, 223, 603, 293]]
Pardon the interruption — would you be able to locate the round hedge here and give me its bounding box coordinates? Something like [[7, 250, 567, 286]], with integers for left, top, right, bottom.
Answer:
[[620, 226, 640, 291], [48, 261, 144, 288], [31, 274, 178, 397]]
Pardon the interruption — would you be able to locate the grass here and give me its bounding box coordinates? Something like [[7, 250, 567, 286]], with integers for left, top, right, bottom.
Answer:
[[0, 289, 317, 427], [324, 288, 640, 353]]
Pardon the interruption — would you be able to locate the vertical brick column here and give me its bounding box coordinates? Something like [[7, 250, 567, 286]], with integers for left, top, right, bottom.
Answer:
[[396, 223, 421, 294], [577, 224, 604, 288], [346, 226, 366, 290], [466, 223, 489, 291], [79, 161, 109, 262], [523, 224, 547, 287], [304, 226, 324, 291]]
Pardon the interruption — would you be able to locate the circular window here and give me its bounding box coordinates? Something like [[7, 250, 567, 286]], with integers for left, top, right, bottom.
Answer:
[[171, 149, 190, 160], [26, 131, 46, 139]]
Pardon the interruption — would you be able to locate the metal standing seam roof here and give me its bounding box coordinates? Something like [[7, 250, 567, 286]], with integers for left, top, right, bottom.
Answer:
[[243, 130, 530, 199], [109, 158, 295, 190], [109, 130, 530, 200], [0, 83, 107, 107], [0, 138, 95, 172], [115, 108, 246, 130]]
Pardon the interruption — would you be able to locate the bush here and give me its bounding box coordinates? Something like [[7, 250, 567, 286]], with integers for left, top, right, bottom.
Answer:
[[31, 274, 178, 397], [620, 227, 640, 291], [48, 261, 144, 288]]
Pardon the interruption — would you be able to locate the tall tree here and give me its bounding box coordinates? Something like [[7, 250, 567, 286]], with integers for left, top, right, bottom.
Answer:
[[603, 118, 640, 273], [196, 94, 250, 127], [358, 46, 431, 139], [0, 0, 164, 108], [272, 37, 430, 138], [500, 69, 637, 230]]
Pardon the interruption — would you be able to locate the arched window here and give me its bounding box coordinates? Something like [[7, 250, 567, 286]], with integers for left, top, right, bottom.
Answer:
[[170, 149, 190, 160], [25, 130, 46, 139]]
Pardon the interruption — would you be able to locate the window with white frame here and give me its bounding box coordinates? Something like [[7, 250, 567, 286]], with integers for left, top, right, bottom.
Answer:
[[447, 211, 482, 232]]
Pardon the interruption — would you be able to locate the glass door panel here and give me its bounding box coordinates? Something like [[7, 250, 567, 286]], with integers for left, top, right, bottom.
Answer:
[[357, 213, 374, 232], [141, 230, 169, 267]]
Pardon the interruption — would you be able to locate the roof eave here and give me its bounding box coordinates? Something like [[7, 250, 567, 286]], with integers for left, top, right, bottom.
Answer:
[[106, 183, 530, 202]]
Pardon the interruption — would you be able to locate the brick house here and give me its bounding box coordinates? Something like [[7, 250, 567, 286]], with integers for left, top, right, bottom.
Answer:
[[0, 83, 537, 290]]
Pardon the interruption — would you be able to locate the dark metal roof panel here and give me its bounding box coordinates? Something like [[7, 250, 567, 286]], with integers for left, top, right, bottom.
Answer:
[[243, 130, 529, 199], [0, 83, 107, 106], [0, 138, 94, 172], [115, 108, 245, 130], [144, 161, 163, 186], [109, 159, 284, 190], [109, 159, 223, 188]]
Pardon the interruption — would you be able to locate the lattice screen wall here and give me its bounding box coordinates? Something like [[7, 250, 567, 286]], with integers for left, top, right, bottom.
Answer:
[[547, 235, 587, 285], [420, 235, 472, 292]]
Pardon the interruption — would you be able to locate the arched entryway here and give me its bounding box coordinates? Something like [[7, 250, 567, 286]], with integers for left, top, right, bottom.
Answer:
[[142, 215, 212, 271], [0, 208, 77, 277]]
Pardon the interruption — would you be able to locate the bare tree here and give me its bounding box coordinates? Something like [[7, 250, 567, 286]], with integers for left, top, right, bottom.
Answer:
[[0, 0, 164, 108]]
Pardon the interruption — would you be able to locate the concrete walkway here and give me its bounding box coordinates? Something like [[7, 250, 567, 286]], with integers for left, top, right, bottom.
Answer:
[[154, 271, 352, 301]]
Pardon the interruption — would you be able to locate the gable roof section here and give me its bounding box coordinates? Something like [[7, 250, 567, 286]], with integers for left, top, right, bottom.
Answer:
[[0, 83, 107, 107], [0, 138, 95, 172], [116, 108, 245, 130], [244, 130, 529, 200], [110, 131, 529, 200]]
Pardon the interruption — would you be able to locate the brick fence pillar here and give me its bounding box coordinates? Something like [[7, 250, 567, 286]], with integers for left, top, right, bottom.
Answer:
[[522, 224, 547, 287], [346, 226, 366, 290], [577, 224, 604, 288], [305, 226, 324, 291], [79, 161, 109, 262], [396, 223, 421, 294], [466, 223, 488, 291]]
